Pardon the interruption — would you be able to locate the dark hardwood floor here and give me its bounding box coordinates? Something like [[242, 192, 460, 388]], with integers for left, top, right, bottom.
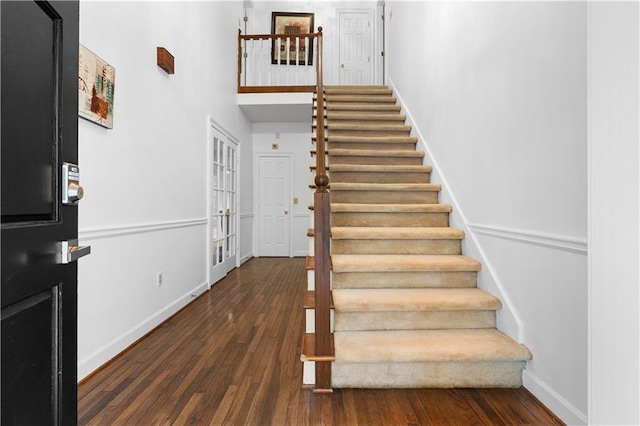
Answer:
[[78, 257, 564, 425]]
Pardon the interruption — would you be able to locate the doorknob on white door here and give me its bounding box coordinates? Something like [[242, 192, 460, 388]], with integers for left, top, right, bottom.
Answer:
[[340, 64, 344, 68], [284, 210, 289, 215]]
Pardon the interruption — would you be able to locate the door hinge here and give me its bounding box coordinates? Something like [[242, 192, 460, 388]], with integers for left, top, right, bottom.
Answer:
[[381, 51, 385, 57], [243, 52, 248, 58], [243, 16, 248, 22]]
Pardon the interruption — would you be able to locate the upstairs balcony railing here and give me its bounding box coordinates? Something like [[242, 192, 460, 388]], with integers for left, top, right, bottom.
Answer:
[[238, 28, 332, 391], [237, 29, 322, 93]]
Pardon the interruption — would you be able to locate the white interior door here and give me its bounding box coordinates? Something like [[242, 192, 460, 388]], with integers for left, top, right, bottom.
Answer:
[[258, 156, 291, 256], [209, 126, 238, 286], [338, 10, 374, 85]]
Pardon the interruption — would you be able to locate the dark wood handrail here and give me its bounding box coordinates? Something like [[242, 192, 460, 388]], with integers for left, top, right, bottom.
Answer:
[[239, 31, 318, 41], [314, 28, 326, 189], [311, 28, 332, 392]]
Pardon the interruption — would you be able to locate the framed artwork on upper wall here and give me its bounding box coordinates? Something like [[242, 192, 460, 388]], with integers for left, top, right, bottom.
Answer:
[[78, 44, 116, 129], [271, 12, 315, 66]]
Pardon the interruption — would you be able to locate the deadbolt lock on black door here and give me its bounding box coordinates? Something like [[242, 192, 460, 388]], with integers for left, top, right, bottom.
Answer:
[[62, 162, 84, 205]]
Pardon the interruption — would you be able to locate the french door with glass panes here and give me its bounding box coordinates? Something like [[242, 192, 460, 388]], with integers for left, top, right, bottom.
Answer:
[[209, 125, 238, 286]]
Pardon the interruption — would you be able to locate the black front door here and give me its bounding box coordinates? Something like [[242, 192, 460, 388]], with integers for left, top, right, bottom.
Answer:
[[1, 1, 80, 424]]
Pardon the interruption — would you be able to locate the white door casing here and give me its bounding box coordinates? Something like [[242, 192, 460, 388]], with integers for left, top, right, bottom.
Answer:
[[208, 121, 239, 287], [257, 155, 291, 256], [338, 10, 374, 85]]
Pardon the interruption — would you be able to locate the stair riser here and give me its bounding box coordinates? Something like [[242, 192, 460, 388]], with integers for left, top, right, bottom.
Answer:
[[331, 212, 450, 227], [334, 310, 495, 331], [330, 130, 412, 138], [330, 171, 430, 184], [326, 97, 397, 104], [332, 239, 461, 255], [324, 94, 394, 99], [325, 89, 393, 94], [328, 143, 417, 151], [329, 156, 424, 166], [331, 361, 526, 388], [331, 191, 439, 204], [314, 122, 409, 129], [325, 88, 393, 95], [328, 102, 401, 110], [332, 271, 477, 289], [325, 113, 403, 119], [327, 119, 407, 126]]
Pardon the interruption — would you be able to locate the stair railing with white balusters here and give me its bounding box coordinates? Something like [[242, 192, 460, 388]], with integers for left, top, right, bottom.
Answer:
[[238, 27, 333, 392]]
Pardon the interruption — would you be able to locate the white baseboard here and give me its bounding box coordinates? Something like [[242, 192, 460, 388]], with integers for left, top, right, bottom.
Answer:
[[77, 280, 209, 381], [240, 252, 254, 265], [524, 370, 587, 425]]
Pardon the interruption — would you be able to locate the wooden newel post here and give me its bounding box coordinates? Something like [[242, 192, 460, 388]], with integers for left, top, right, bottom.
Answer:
[[313, 189, 331, 391]]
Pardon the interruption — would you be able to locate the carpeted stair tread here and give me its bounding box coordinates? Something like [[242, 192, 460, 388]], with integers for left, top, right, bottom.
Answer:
[[326, 103, 401, 112], [329, 164, 431, 173], [328, 135, 418, 144], [330, 148, 424, 158], [325, 95, 397, 104], [331, 227, 463, 240], [330, 182, 440, 192], [311, 135, 418, 144], [334, 329, 532, 363], [325, 85, 392, 95], [329, 123, 411, 132], [327, 112, 406, 121], [331, 254, 482, 272], [331, 203, 452, 213], [332, 288, 501, 312]]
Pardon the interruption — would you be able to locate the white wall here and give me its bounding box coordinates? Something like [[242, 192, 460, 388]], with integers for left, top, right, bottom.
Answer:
[[588, 3, 640, 424], [78, 1, 253, 380], [252, 122, 313, 257], [386, 2, 587, 424]]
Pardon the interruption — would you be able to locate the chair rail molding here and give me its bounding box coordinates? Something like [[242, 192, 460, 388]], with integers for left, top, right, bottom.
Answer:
[[79, 218, 208, 241], [467, 223, 587, 254]]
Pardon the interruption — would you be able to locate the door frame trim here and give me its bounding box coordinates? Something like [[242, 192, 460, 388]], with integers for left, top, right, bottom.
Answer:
[[206, 117, 241, 288], [336, 7, 377, 85], [253, 152, 294, 257]]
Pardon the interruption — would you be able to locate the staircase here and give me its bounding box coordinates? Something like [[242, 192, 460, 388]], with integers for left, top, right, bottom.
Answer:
[[304, 85, 531, 389]]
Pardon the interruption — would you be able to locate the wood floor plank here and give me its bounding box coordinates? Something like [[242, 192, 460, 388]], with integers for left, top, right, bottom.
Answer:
[[207, 384, 238, 425], [78, 257, 564, 425], [172, 392, 204, 425]]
